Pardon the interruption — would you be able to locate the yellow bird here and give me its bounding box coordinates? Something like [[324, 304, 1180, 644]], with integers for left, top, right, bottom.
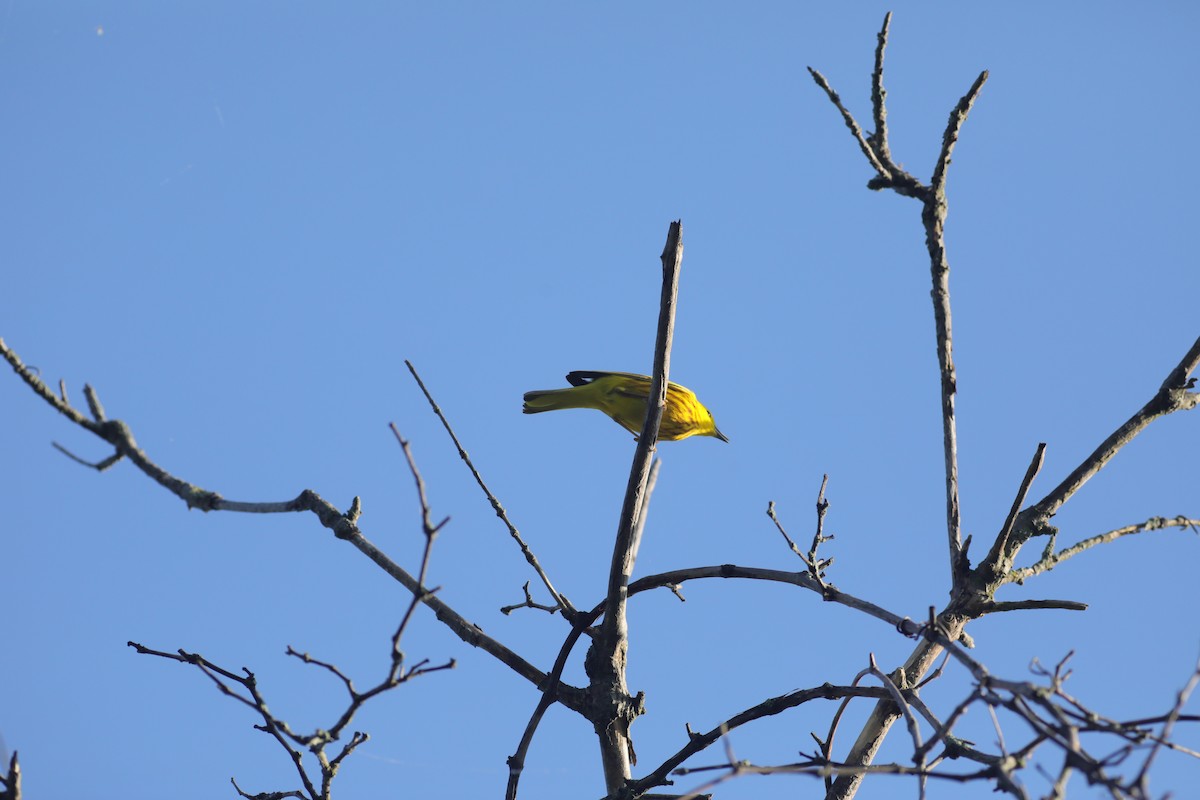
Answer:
[[523, 370, 729, 442]]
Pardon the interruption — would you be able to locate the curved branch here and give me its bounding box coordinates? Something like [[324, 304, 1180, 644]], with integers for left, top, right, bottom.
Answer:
[[506, 619, 593, 800], [0, 338, 584, 713], [629, 564, 910, 632], [623, 684, 891, 797], [510, 558, 934, 799]]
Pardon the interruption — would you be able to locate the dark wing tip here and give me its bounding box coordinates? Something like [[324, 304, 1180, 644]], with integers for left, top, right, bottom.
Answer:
[[565, 371, 604, 387]]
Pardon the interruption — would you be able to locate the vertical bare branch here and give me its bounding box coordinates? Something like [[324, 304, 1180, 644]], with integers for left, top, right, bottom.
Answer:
[[507, 459, 662, 800], [924, 70, 989, 590], [588, 220, 683, 793], [812, 19, 990, 796], [869, 13, 893, 165]]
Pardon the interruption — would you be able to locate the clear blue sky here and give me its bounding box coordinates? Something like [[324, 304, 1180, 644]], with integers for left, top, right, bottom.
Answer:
[[2, 4, 1197, 799]]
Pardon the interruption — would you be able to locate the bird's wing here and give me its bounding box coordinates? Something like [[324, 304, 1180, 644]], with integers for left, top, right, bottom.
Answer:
[[564, 370, 602, 387], [564, 370, 657, 399], [564, 370, 650, 387]]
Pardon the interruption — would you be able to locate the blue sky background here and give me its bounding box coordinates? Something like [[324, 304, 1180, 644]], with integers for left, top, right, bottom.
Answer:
[[2, 3, 1198, 799]]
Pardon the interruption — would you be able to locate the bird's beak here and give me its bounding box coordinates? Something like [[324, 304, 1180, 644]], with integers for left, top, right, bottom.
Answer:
[[714, 428, 730, 443]]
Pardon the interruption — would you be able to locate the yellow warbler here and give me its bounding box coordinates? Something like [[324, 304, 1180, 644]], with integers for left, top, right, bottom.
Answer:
[[523, 371, 728, 442]]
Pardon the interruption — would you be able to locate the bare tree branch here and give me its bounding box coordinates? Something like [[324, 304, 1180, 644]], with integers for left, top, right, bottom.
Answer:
[[231, 776, 303, 800], [1134, 655, 1197, 794], [923, 67, 989, 592], [765, 475, 834, 591], [404, 360, 577, 618], [50, 440, 123, 471], [500, 580, 563, 616], [865, 655, 927, 799], [1004, 515, 1200, 585], [6, 12, 1199, 799], [506, 617, 593, 800], [809, 18, 991, 794], [987, 443, 1047, 566], [128, 642, 319, 798], [629, 457, 662, 566], [1029, 336, 1200, 522], [625, 684, 892, 798], [806, 66, 891, 179], [0, 337, 584, 714], [590, 219, 683, 791], [1, 337, 95, 430], [868, 12, 894, 166], [979, 599, 1088, 613]]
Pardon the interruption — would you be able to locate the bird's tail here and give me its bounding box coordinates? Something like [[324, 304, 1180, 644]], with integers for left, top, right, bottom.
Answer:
[[522, 387, 594, 414]]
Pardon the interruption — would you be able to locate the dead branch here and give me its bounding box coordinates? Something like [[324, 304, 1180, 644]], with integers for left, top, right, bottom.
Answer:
[[589, 220, 683, 791], [404, 361, 577, 617]]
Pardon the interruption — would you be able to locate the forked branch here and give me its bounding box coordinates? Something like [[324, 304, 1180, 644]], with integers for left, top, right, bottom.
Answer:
[[0, 336, 585, 717]]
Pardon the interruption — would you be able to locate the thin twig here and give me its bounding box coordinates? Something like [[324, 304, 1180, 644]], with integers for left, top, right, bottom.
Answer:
[[231, 777, 302, 800], [1135, 655, 1200, 791], [806, 66, 891, 178], [388, 424, 452, 652], [625, 683, 890, 797], [987, 443, 1046, 567], [928, 70, 989, 197], [808, 474, 833, 573], [50, 441, 123, 471], [866, 655, 925, 775], [815, 676, 863, 796], [500, 580, 562, 616], [980, 599, 1088, 613], [764, 478, 836, 590], [0, 338, 96, 430], [765, 501, 815, 569], [1005, 516, 1200, 585], [128, 642, 320, 798], [506, 616, 594, 800], [869, 12, 893, 165], [629, 458, 662, 566], [916, 686, 981, 760], [404, 361, 576, 617], [1, 339, 579, 711]]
